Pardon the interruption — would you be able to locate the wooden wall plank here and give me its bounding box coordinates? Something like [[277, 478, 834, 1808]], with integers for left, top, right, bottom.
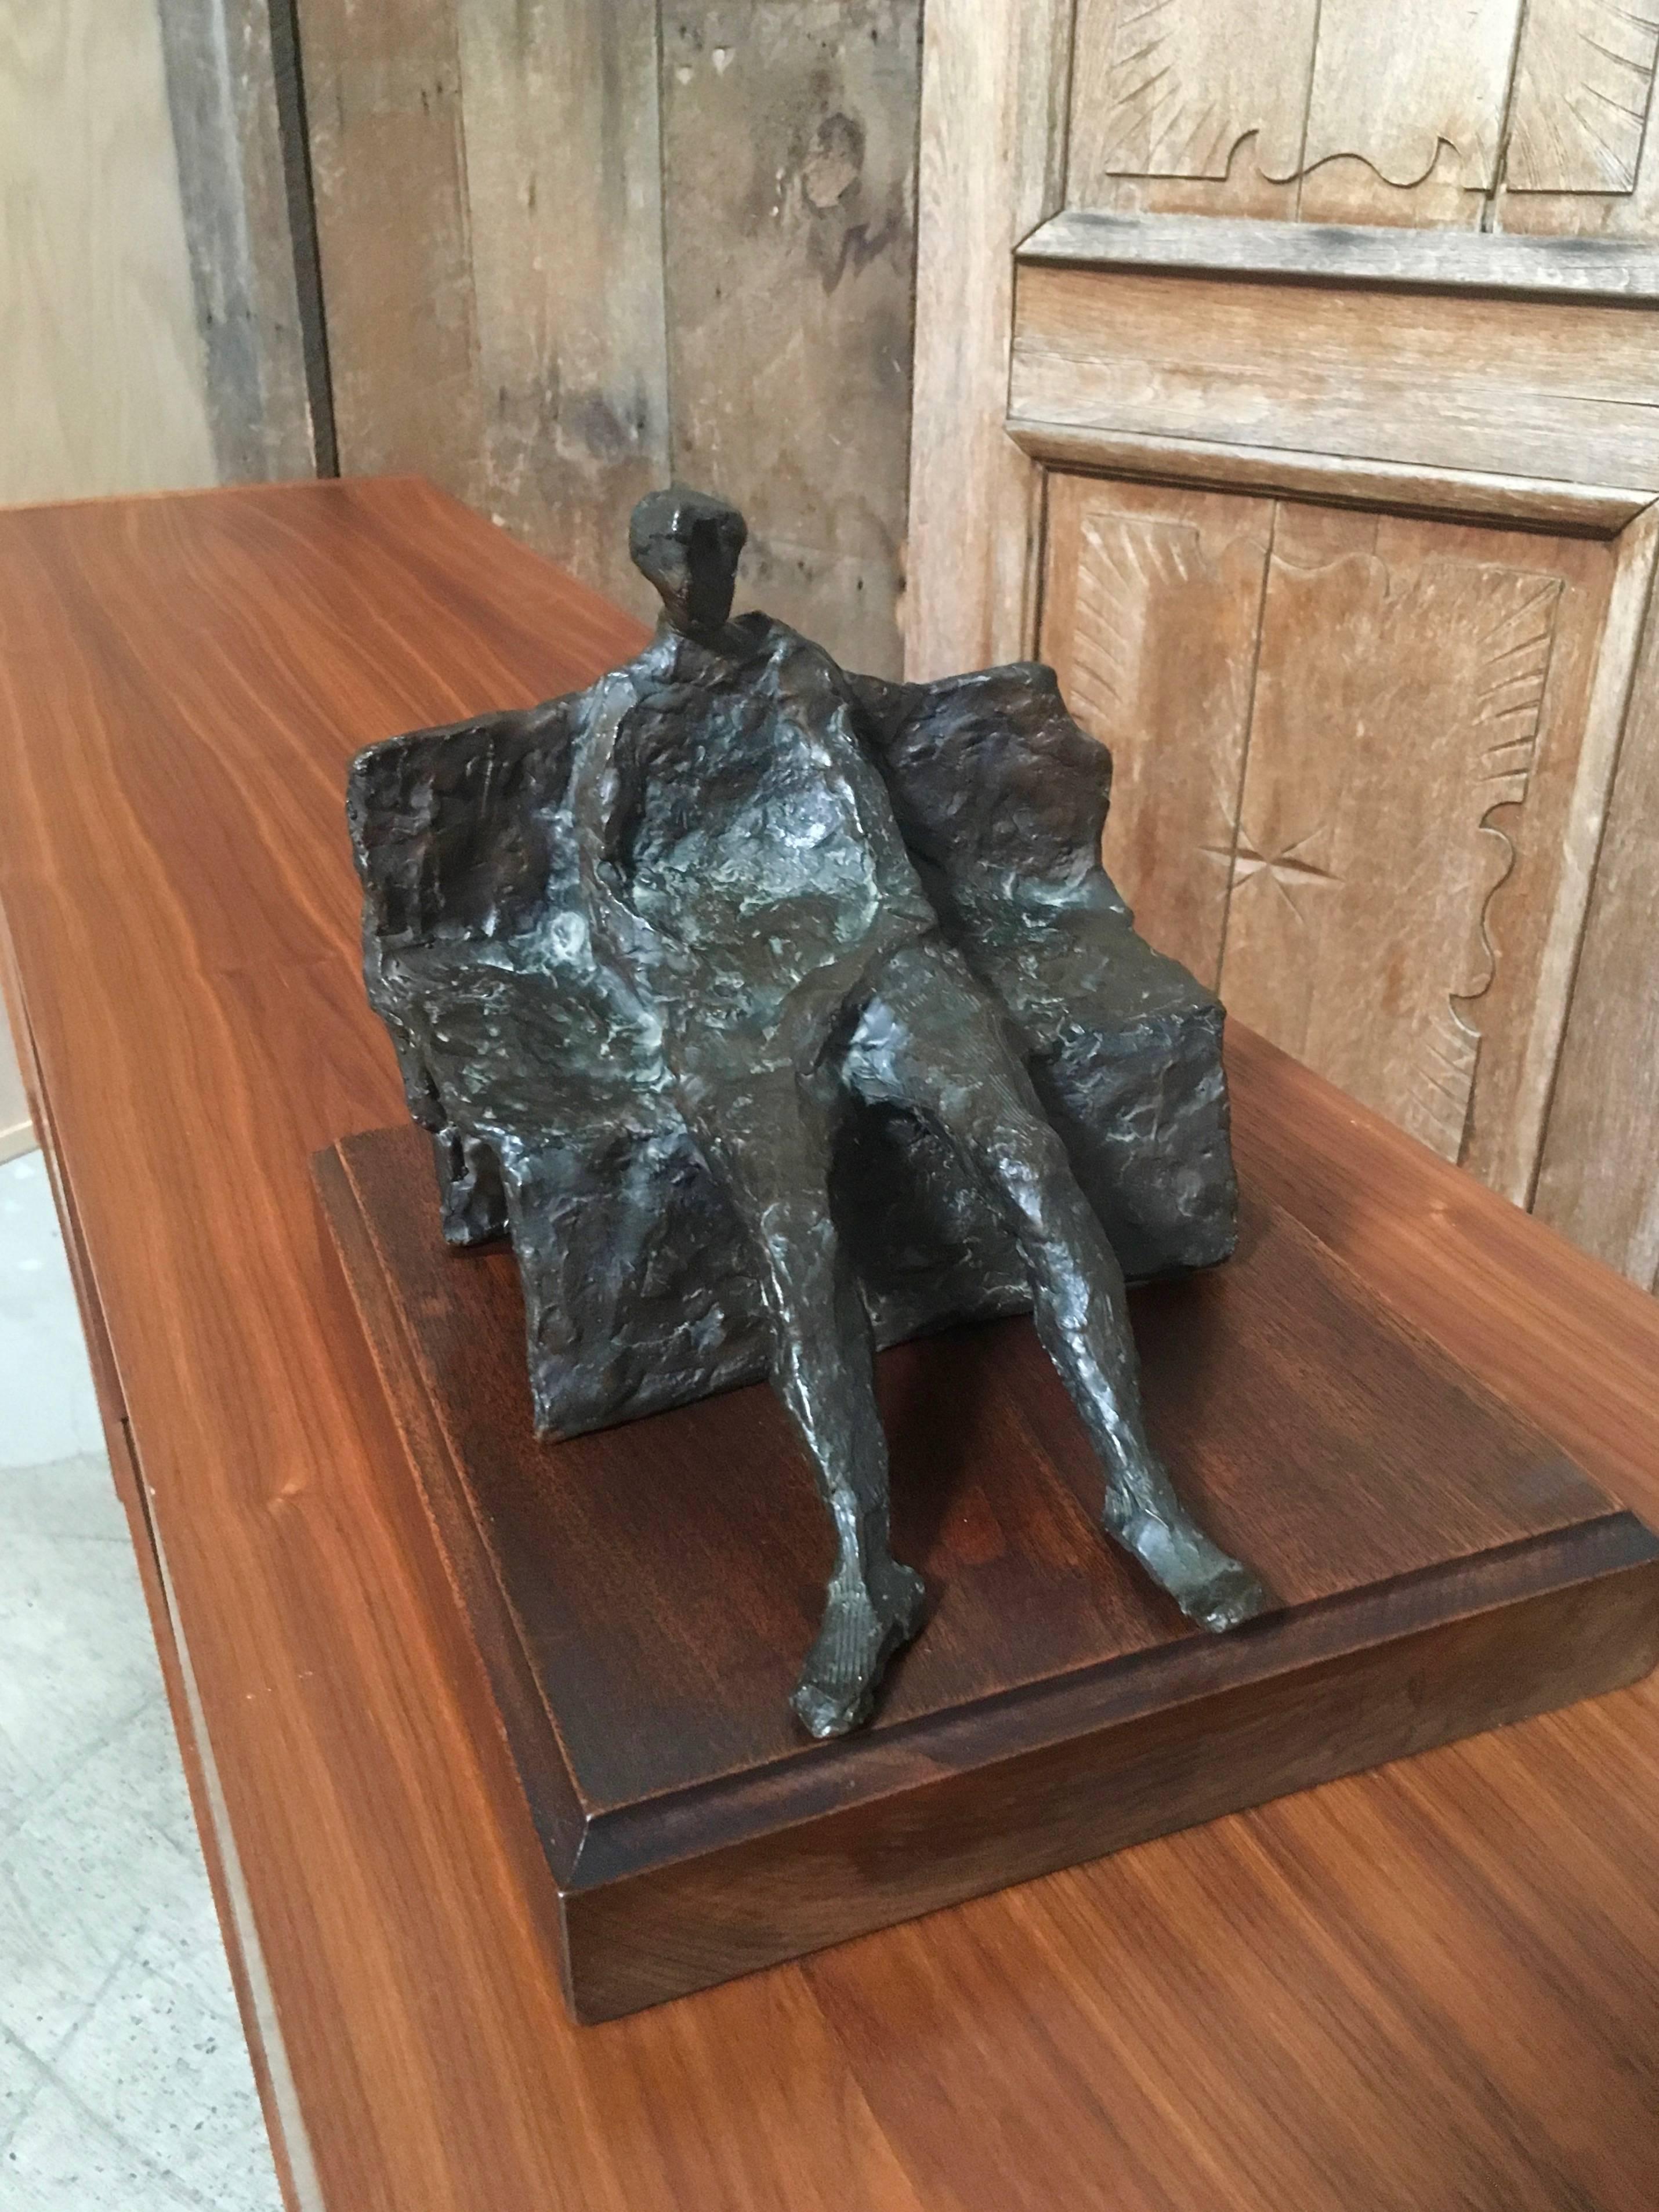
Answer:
[[906, 0, 1073, 678], [455, 0, 669, 625], [1041, 475, 1272, 987], [157, 0, 317, 481], [1507, 503, 1659, 1205], [297, 0, 485, 502], [0, 0, 218, 505], [1013, 262, 1659, 499], [658, 2, 919, 677]]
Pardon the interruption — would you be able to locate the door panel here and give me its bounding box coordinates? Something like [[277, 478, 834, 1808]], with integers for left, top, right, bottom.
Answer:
[[1044, 481, 1624, 1201], [1039, 478, 1272, 987], [911, 0, 1659, 1282], [1068, 0, 1659, 232], [1012, 260, 1659, 496]]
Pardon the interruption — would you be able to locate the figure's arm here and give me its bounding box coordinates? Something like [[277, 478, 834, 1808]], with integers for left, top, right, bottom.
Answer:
[[568, 673, 689, 1004]]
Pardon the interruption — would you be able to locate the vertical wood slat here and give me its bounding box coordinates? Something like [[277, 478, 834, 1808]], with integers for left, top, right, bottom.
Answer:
[[157, 0, 318, 481], [456, 0, 669, 625], [659, 1, 919, 677], [296, 0, 484, 501], [293, 1, 920, 659], [906, 0, 1075, 679], [1535, 512, 1659, 1286]]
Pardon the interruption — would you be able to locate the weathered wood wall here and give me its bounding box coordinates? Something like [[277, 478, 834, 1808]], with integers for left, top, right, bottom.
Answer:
[[292, 0, 921, 669]]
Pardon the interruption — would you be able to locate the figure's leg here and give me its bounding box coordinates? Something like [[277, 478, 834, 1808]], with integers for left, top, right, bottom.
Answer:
[[680, 1064, 925, 1735], [848, 947, 1267, 1633]]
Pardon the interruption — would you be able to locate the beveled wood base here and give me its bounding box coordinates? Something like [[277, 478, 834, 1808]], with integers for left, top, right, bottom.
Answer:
[[316, 1122, 1659, 2023]]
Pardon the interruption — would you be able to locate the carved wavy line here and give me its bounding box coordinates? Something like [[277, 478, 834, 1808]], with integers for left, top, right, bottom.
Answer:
[[1258, 136, 1460, 191]]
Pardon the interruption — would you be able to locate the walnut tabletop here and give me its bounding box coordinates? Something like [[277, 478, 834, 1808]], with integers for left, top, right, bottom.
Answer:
[[2, 477, 1658, 2212]]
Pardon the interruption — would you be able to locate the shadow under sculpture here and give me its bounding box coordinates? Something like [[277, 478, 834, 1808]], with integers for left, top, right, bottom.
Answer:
[[347, 488, 1270, 1737]]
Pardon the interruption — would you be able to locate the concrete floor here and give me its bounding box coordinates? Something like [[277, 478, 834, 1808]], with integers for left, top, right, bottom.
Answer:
[[0, 1151, 282, 2210]]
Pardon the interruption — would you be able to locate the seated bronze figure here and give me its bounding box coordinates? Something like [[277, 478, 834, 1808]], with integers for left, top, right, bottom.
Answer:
[[348, 488, 1270, 1737]]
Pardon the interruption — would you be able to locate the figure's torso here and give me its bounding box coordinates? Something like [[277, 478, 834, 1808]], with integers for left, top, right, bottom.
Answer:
[[604, 618, 937, 1021]]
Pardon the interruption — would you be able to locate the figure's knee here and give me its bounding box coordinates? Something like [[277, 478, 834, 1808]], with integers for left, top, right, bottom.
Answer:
[[967, 1095, 1077, 1235]]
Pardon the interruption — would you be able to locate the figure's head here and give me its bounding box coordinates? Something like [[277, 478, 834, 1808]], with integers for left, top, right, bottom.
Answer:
[[629, 487, 747, 641]]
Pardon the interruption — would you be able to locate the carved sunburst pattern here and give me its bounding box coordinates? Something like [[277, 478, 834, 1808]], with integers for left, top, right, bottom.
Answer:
[[1506, 0, 1659, 193], [1093, 0, 1316, 179]]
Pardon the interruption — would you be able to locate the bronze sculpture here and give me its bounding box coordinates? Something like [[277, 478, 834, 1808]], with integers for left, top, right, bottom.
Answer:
[[348, 488, 1270, 1737]]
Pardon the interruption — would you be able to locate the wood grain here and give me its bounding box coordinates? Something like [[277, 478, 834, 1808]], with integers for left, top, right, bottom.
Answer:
[[1504, 0, 1659, 243], [298, 0, 486, 501], [0, 0, 218, 505], [1013, 260, 1659, 497], [1041, 473, 1272, 984], [1066, 0, 1312, 219], [1043, 483, 1639, 1208], [1022, 208, 1659, 305], [1062, 0, 1659, 241], [155, 0, 317, 481], [1010, 415, 1650, 534], [1504, 0, 1659, 199], [660, 2, 919, 678], [1534, 544, 1659, 1283], [1223, 504, 1618, 1198], [1066, 0, 1519, 227], [9, 478, 1659, 2206], [904, 0, 1071, 677], [1294, 0, 1517, 227], [322, 1118, 1659, 2022], [454, 0, 669, 625]]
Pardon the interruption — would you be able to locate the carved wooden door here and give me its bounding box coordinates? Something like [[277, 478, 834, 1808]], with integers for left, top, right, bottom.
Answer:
[[909, 1, 1659, 1288]]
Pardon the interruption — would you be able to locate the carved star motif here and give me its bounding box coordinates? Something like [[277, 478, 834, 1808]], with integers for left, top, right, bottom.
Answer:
[[1201, 828, 1340, 925]]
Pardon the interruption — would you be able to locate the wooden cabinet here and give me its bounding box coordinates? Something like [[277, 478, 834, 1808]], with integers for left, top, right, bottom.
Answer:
[[910, 0, 1659, 1285]]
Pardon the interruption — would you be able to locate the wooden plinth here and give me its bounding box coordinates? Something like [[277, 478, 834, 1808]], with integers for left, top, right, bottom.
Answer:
[[316, 1120, 1659, 2024]]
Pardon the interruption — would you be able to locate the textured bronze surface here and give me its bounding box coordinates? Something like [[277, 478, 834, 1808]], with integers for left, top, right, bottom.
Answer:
[[348, 489, 1266, 1734]]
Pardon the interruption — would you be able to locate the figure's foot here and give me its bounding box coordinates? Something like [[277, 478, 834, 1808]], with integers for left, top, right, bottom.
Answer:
[[1103, 1496, 1271, 1635], [791, 1560, 927, 1739]]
